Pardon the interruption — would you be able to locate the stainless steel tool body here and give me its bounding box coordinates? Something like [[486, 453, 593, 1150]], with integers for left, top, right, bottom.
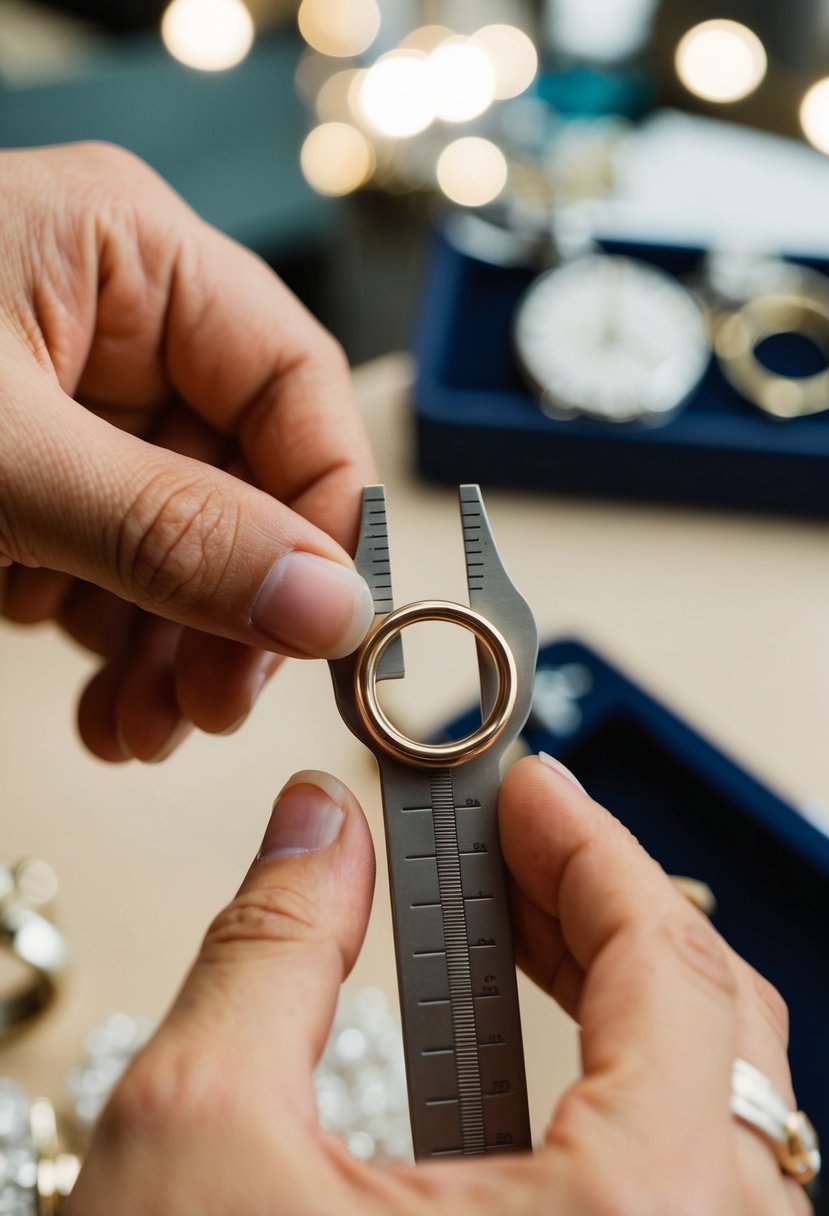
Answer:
[[329, 485, 538, 1160]]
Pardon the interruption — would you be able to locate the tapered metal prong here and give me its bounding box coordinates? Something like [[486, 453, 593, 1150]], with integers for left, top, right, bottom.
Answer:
[[459, 485, 537, 721], [354, 485, 404, 680]]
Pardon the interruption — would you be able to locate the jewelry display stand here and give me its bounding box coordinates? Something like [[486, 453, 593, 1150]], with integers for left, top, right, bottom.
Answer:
[[413, 228, 829, 517]]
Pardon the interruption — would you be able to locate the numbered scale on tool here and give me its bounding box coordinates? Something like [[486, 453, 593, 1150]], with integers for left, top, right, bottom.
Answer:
[[329, 485, 538, 1160]]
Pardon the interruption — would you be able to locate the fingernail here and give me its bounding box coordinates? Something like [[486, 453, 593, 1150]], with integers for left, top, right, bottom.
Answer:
[[219, 712, 249, 737], [259, 771, 346, 860], [251, 552, 374, 659], [147, 721, 192, 764], [218, 660, 271, 735], [115, 720, 134, 761], [538, 751, 586, 793]]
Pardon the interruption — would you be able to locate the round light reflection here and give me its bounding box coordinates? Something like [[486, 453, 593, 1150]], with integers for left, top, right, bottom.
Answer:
[[471, 25, 538, 100], [427, 39, 496, 123], [301, 123, 375, 196], [675, 19, 767, 104], [359, 52, 435, 139], [437, 137, 508, 207], [801, 78, 829, 155], [315, 68, 362, 122], [161, 0, 254, 72], [400, 25, 452, 53], [298, 0, 380, 59]]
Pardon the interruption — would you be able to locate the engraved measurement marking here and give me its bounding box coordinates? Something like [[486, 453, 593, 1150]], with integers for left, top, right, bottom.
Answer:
[[426, 1097, 459, 1107], [431, 768, 486, 1155], [422, 1047, 454, 1056], [461, 499, 485, 589]]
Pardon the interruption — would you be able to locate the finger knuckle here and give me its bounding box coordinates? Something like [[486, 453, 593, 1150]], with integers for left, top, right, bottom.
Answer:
[[661, 912, 738, 1000], [115, 470, 238, 613], [72, 141, 169, 196], [201, 885, 328, 961], [97, 1044, 231, 1149], [316, 330, 349, 376], [749, 969, 790, 1045]]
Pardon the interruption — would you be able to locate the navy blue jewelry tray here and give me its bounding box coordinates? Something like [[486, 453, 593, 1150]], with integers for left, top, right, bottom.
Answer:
[[412, 229, 829, 517], [437, 638, 829, 1205]]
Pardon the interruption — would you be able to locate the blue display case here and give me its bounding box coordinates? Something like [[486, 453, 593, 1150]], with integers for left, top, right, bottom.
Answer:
[[413, 229, 829, 517], [439, 638, 829, 1209]]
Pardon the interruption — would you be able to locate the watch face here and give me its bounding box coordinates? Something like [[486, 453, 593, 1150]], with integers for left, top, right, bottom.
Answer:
[[514, 254, 711, 423]]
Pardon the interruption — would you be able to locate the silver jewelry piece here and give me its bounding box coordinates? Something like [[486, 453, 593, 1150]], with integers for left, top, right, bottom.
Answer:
[[0, 1079, 38, 1216], [730, 1057, 821, 1185], [65, 991, 412, 1165]]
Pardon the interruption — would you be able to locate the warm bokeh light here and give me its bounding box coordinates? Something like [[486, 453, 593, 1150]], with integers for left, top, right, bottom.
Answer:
[[161, 0, 254, 71], [315, 68, 362, 122], [400, 25, 452, 53], [358, 51, 435, 139], [471, 25, 538, 100], [300, 122, 375, 195], [294, 48, 336, 106], [436, 137, 508, 207], [298, 0, 380, 59], [801, 78, 829, 155], [427, 38, 497, 123], [675, 19, 767, 104]]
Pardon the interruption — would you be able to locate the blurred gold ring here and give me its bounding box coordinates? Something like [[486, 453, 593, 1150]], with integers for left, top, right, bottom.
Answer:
[[0, 861, 68, 1037], [354, 600, 516, 767], [31, 1097, 80, 1215], [714, 292, 829, 419]]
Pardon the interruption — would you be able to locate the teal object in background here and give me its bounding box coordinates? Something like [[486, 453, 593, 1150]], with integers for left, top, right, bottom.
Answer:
[[534, 62, 655, 119], [0, 31, 333, 257]]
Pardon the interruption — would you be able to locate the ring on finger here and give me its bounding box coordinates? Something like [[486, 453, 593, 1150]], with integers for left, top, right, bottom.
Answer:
[[730, 1057, 821, 1186]]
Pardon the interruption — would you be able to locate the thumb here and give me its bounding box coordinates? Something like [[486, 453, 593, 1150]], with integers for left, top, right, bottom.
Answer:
[[166, 772, 376, 1122], [1, 390, 374, 659]]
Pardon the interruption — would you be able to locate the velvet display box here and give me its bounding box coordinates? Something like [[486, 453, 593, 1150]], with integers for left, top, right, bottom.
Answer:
[[438, 638, 829, 1210], [412, 229, 829, 517]]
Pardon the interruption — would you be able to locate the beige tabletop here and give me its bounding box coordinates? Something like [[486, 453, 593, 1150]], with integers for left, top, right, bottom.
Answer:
[[2, 352, 829, 1140]]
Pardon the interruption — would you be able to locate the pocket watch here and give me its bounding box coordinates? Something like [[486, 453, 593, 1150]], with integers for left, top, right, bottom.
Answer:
[[513, 253, 711, 423]]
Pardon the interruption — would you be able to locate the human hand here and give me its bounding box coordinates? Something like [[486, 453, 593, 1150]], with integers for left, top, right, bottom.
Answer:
[[67, 759, 811, 1214], [0, 143, 375, 762]]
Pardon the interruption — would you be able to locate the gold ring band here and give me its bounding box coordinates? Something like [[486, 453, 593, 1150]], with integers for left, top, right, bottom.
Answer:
[[354, 600, 517, 767], [0, 861, 68, 1038], [714, 292, 829, 419]]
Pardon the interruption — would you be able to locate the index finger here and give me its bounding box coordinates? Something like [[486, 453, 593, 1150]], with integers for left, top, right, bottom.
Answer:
[[164, 221, 375, 550]]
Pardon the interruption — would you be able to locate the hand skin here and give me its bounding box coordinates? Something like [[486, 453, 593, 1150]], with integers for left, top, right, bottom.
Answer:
[[0, 142, 376, 762], [67, 758, 811, 1216]]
